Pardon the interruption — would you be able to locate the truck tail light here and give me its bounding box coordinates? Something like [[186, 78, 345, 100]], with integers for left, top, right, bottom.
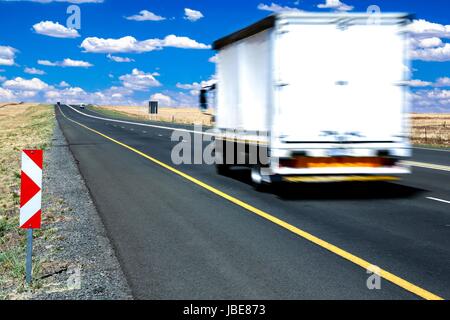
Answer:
[[279, 157, 397, 168]]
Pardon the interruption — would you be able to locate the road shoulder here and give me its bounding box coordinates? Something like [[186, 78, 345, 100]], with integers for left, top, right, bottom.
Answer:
[[31, 118, 132, 299]]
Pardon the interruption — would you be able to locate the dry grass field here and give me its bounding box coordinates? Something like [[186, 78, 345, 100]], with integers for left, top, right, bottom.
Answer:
[[94, 105, 214, 126], [411, 114, 450, 147], [0, 104, 54, 297]]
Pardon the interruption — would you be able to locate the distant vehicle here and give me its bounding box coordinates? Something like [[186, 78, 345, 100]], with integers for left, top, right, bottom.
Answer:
[[203, 12, 413, 187], [79, 103, 86, 109]]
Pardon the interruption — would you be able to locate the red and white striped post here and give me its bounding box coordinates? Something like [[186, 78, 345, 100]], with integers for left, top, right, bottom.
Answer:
[[19, 150, 43, 284]]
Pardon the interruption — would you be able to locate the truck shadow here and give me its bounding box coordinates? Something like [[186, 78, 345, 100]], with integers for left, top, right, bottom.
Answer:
[[225, 168, 426, 201]]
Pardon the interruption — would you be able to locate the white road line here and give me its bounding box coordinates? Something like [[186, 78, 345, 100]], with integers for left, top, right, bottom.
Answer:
[[426, 197, 450, 204], [403, 161, 450, 172], [413, 147, 450, 153], [66, 104, 214, 137]]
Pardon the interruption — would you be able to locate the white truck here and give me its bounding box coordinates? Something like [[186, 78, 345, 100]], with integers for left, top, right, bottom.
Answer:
[[205, 12, 413, 187]]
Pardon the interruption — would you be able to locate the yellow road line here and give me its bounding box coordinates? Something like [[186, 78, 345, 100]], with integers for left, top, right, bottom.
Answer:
[[58, 106, 444, 301], [402, 161, 450, 172]]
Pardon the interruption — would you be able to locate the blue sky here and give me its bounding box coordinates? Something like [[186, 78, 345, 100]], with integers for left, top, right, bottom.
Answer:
[[0, 0, 449, 112]]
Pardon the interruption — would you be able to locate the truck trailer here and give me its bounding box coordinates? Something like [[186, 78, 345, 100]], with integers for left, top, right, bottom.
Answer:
[[206, 12, 413, 187]]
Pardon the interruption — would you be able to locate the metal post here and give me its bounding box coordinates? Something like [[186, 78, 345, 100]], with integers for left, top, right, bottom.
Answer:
[[26, 228, 32, 285]]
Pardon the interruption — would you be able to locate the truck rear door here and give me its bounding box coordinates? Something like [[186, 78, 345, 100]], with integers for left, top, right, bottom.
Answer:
[[274, 18, 409, 144]]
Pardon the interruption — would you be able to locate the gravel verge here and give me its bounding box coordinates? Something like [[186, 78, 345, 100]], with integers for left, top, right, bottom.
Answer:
[[31, 119, 132, 299]]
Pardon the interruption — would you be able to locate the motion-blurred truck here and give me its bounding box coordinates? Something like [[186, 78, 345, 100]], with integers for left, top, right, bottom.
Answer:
[[203, 12, 413, 187]]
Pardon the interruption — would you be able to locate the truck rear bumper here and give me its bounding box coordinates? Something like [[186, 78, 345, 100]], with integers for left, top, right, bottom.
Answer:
[[271, 165, 410, 176]]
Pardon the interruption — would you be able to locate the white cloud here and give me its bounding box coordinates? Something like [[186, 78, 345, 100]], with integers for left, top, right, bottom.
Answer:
[[411, 43, 450, 62], [150, 93, 173, 106], [24, 67, 46, 75], [162, 35, 210, 49], [317, 0, 353, 11], [409, 20, 450, 61], [184, 8, 204, 22], [59, 81, 70, 87], [434, 77, 450, 87], [32, 21, 80, 38], [409, 19, 450, 39], [257, 2, 302, 13], [81, 36, 160, 53], [125, 10, 166, 21], [412, 88, 450, 112], [107, 54, 135, 63], [0, 45, 17, 66], [0, 87, 15, 100], [208, 54, 218, 63], [414, 37, 443, 48], [38, 58, 93, 67], [176, 78, 216, 96], [119, 68, 161, 91], [0, 76, 5, 82], [3, 77, 49, 91], [43, 85, 136, 105], [80, 35, 210, 53], [407, 77, 450, 88], [407, 79, 432, 87]]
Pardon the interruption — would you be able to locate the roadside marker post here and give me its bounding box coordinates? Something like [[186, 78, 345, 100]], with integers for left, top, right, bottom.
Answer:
[[19, 150, 43, 285]]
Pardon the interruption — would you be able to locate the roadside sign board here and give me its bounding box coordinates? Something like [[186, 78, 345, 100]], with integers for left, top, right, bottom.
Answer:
[[20, 150, 43, 229]]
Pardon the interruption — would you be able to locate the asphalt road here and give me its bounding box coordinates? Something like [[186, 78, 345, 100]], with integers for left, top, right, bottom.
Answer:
[[56, 104, 450, 300]]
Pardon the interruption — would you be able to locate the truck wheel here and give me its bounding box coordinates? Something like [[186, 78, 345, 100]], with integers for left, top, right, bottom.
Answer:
[[216, 163, 231, 175]]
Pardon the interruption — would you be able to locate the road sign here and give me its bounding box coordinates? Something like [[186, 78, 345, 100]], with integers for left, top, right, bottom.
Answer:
[[20, 149, 43, 285], [20, 150, 43, 229]]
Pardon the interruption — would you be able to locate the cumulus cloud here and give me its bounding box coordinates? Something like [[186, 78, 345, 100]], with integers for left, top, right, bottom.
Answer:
[[435, 77, 450, 87], [43, 85, 136, 105], [24, 67, 46, 75], [411, 89, 450, 113], [150, 93, 173, 106], [59, 81, 70, 87], [3, 77, 49, 91], [409, 19, 450, 39], [107, 54, 135, 63], [32, 21, 80, 38], [176, 78, 216, 96], [184, 8, 204, 22], [119, 68, 161, 91], [0, 45, 17, 66], [257, 2, 302, 13], [38, 58, 93, 67], [81, 35, 210, 53], [317, 0, 353, 11], [125, 10, 166, 21], [409, 20, 450, 61], [407, 79, 432, 87], [406, 77, 450, 88], [0, 87, 15, 100], [411, 43, 450, 62], [208, 54, 218, 63]]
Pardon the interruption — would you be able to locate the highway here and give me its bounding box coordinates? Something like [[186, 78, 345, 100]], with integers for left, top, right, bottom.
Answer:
[[56, 104, 449, 300]]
